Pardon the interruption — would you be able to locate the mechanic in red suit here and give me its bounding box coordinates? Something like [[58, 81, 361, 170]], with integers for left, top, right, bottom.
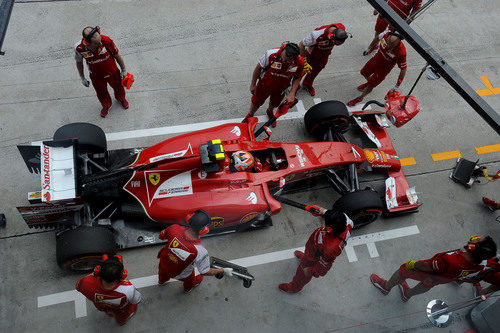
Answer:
[[157, 210, 233, 292], [279, 207, 354, 293], [348, 31, 407, 107], [299, 23, 348, 96], [364, 0, 422, 55], [370, 235, 497, 302], [243, 43, 305, 127], [75, 255, 141, 325], [75, 26, 129, 118], [464, 256, 500, 296]]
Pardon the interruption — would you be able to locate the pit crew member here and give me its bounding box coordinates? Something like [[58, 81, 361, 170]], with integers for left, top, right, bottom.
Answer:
[[244, 43, 305, 127], [348, 32, 406, 107], [157, 210, 233, 292], [463, 256, 500, 296], [299, 23, 348, 96], [370, 235, 497, 302], [75, 26, 129, 118], [279, 207, 354, 293], [75, 255, 141, 325], [364, 0, 422, 55]]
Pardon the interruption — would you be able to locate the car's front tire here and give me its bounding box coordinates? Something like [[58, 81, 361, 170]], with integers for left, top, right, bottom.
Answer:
[[304, 100, 350, 138], [333, 189, 384, 228]]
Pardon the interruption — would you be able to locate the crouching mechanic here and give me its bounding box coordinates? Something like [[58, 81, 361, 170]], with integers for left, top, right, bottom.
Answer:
[[75, 255, 141, 325], [279, 206, 354, 293], [348, 32, 406, 107], [244, 43, 305, 127], [370, 235, 497, 302], [299, 23, 348, 96], [157, 210, 233, 292]]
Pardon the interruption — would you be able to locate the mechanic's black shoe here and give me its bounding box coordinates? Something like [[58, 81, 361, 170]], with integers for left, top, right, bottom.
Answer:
[[294, 250, 304, 260]]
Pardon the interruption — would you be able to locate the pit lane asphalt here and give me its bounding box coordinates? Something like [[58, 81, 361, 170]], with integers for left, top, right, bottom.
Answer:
[[0, 0, 499, 332]]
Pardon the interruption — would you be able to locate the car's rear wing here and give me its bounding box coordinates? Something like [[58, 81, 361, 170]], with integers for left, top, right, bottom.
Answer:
[[18, 139, 78, 202]]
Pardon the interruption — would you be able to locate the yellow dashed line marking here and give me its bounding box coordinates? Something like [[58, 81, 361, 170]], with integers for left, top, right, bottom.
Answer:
[[475, 76, 500, 96], [400, 157, 416, 166], [431, 150, 462, 161], [475, 144, 500, 155]]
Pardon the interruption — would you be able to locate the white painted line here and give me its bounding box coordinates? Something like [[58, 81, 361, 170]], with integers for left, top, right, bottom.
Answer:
[[38, 290, 88, 318], [31, 98, 372, 145], [32, 102, 307, 145], [346, 225, 420, 262], [37, 225, 419, 318], [295, 100, 306, 115], [367, 242, 380, 258], [344, 245, 358, 262]]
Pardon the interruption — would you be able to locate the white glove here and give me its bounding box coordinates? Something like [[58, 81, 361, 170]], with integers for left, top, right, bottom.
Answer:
[[223, 268, 233, 276], [81, 76, 90, 87]]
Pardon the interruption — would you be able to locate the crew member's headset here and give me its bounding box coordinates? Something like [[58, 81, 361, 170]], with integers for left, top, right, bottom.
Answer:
[[82, 26, 101, 45], [93, 254, 128, 280], [328, 27, 352, 43], [186, 209, 211, 236], [466, 235, 483, 251], [465, 235, 497, 261], [388, 31, 405, 41], [278, 42, 300, 58]]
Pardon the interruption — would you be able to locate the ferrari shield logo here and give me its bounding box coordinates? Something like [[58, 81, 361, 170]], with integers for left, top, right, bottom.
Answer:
[[149, 173, 161, 185], [172, 239, 179, 248]]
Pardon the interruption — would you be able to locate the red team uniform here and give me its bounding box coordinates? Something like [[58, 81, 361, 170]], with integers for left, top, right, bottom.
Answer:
[[74, 35, 126, 111], [284, 215, 354, 292], [252, 47, 305, 109], [157, 224, 211, 291], [75, 275, 141, 324], [301, 23, 346, 88], [375, 0, 422, 33], [361, 32, 407, 88], [398, 250, 489, 288]]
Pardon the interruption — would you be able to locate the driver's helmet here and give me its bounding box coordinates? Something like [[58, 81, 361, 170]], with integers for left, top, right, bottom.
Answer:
[[232, 151, 254, 171]]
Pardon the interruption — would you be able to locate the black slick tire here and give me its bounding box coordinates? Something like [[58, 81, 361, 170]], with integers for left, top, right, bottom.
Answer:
[[56, 226, 117, 271], [333, 189, 383, 229], [53, 122, 107, 154], [304, 100, 350, 137]]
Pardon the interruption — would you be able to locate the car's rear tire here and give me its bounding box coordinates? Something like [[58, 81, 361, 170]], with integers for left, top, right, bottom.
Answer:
[[56, 226, 117, 271], [53, 122, 107, 154], [333, 189, 383, 229], [304, 100, 350, 137]]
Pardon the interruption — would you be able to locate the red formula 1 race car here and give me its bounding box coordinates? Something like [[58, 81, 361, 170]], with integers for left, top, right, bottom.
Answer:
[[17, 96, 421, 271]]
